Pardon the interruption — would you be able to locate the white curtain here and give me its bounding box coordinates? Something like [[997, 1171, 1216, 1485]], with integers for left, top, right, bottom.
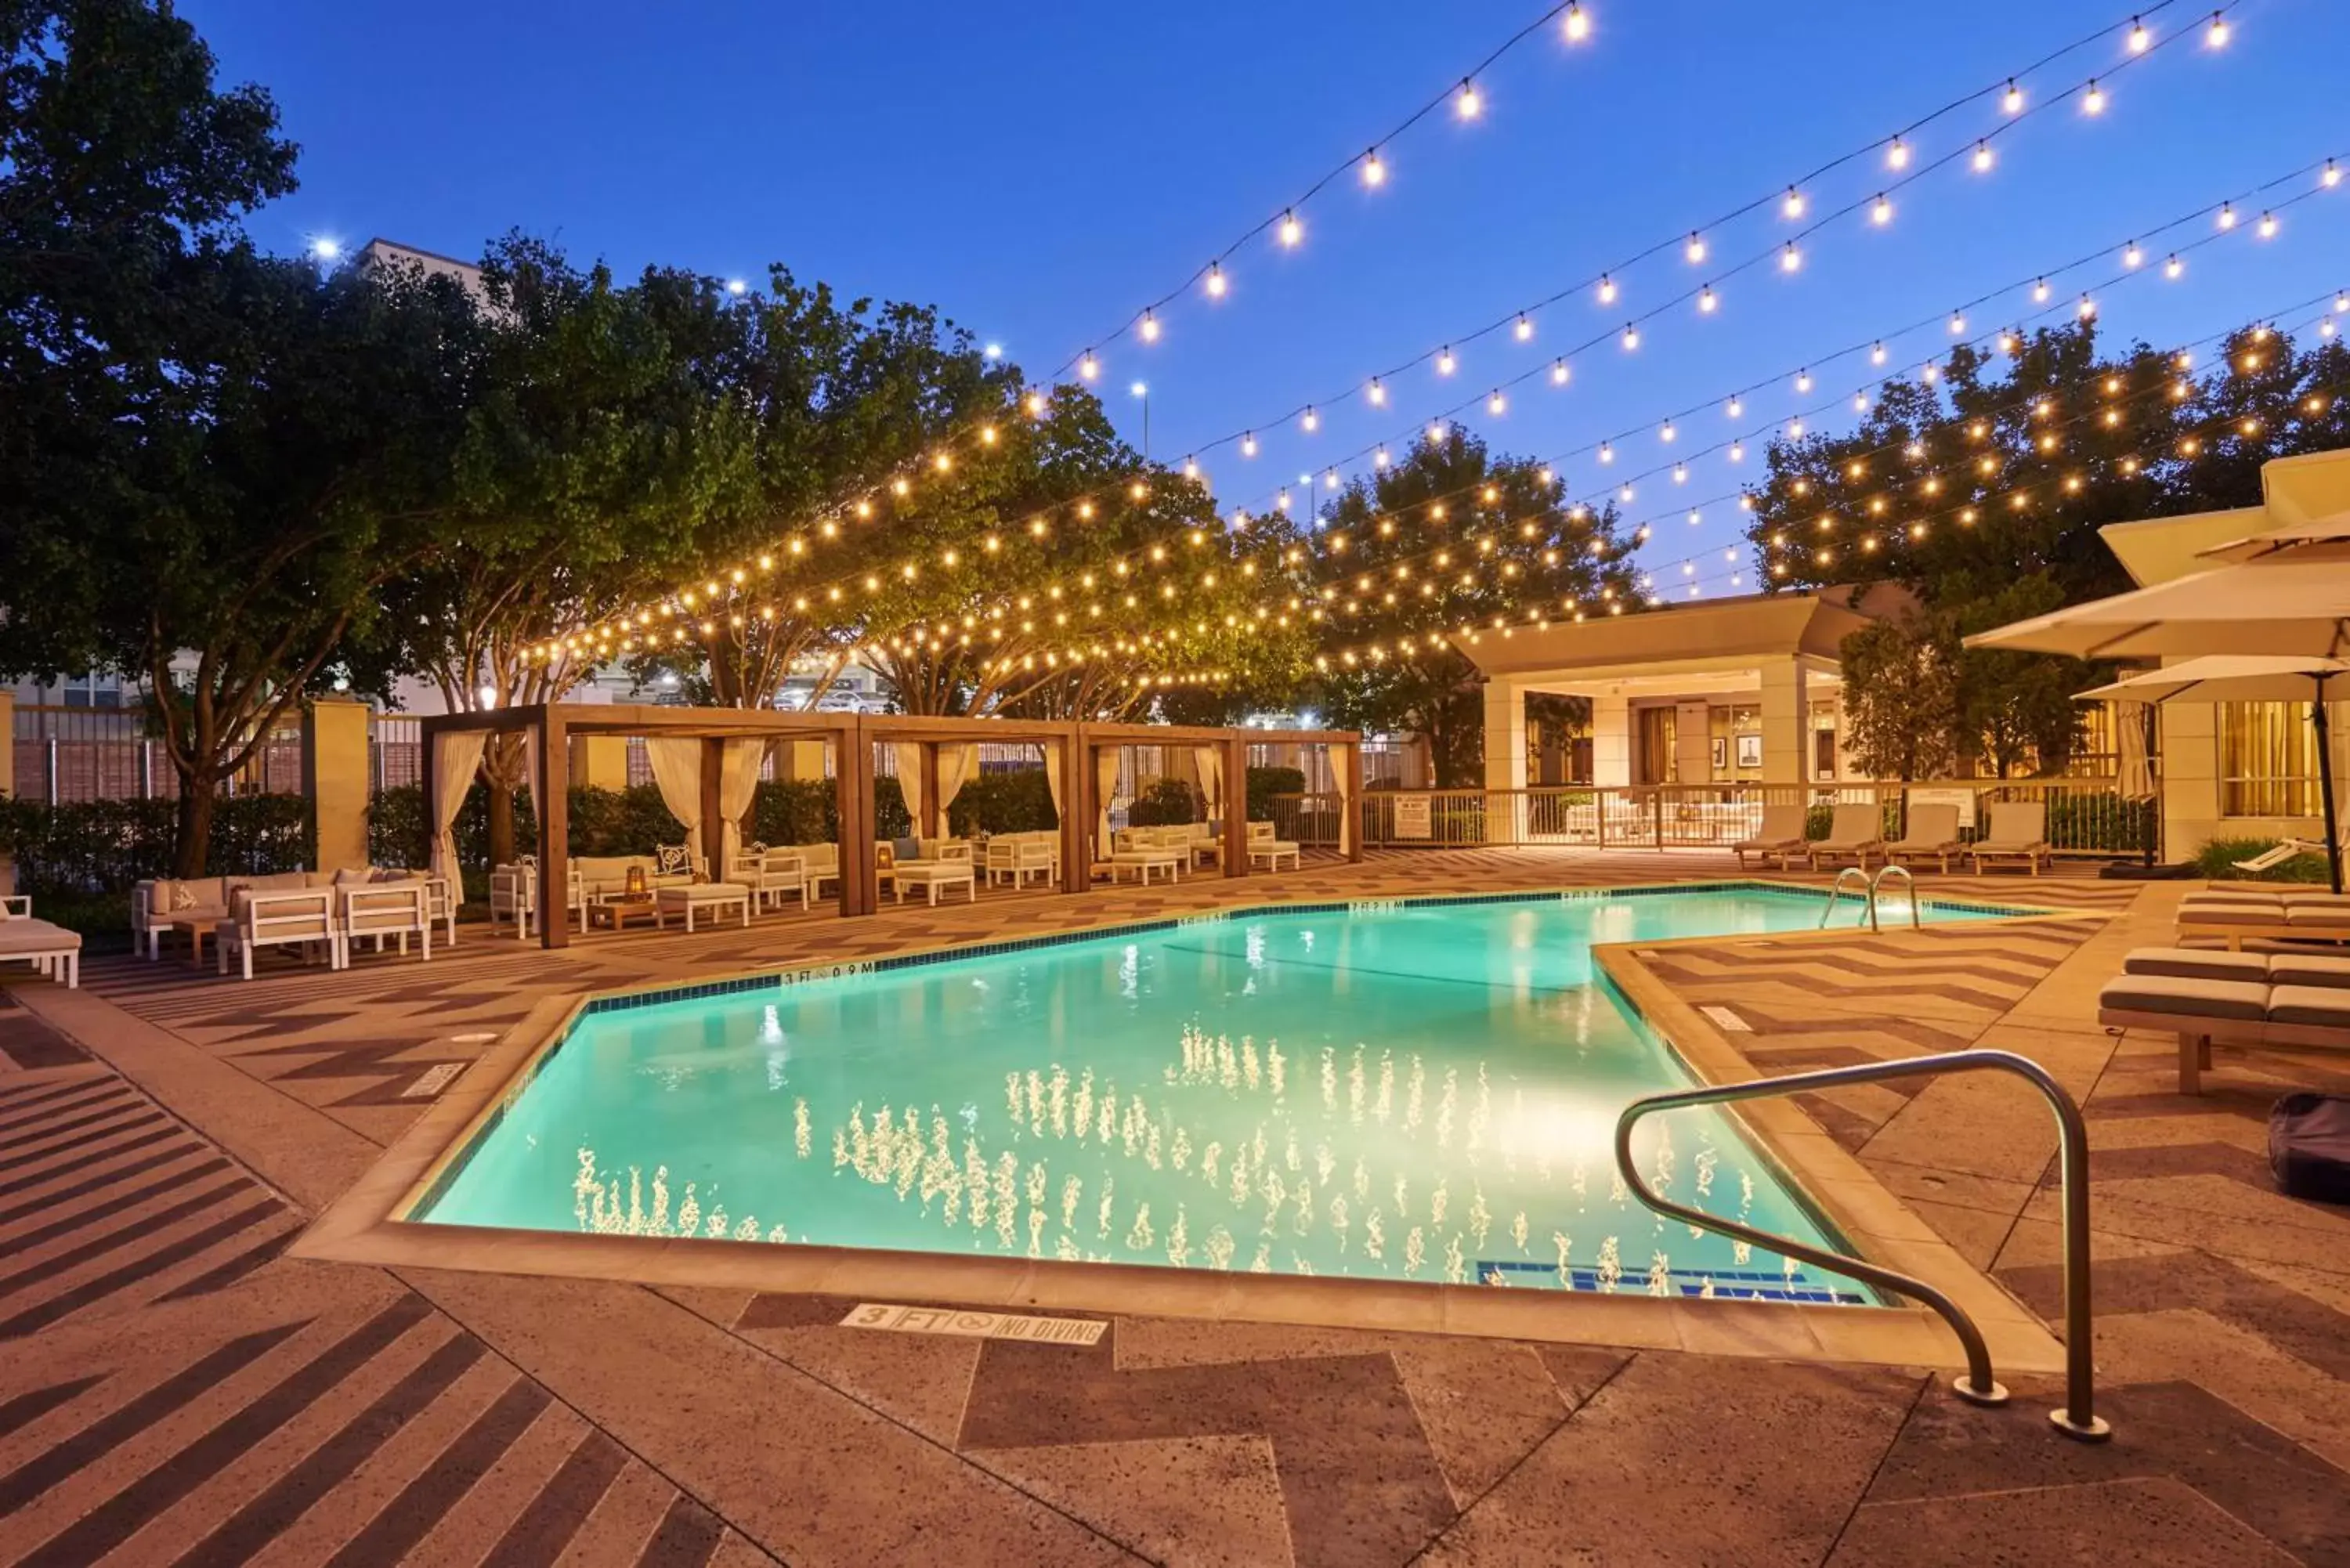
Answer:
[[1195, 746, 1224, 821], [1043, 743, 1064, 823], [719, 739, 763, 867], [937, 743, 978, 827], [1095, 746, 1123, 853], [892, 742, 925, 833], [431, 731, 489, 892], [1334, 745, 1356, 854], [645, 738, 704, 864]]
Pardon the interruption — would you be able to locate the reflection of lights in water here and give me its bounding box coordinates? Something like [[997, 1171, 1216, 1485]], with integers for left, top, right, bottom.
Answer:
[[760, 1004, 783, 1044], [1119, 944, 1140, 999]]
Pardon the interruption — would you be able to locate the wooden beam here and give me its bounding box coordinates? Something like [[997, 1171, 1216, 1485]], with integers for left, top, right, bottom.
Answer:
[[920, 742, 942, 840], [537, 709, 570, 950], [1061, 729, 1090, 895], [1345, 742, 1365, 863], [1224, 733, 1249, 880], [844, 717, 878, 916], [699, 736, 725, 878]]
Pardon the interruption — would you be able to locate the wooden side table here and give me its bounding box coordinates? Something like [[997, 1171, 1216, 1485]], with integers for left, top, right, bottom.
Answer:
[[588, 896, 659, 932]]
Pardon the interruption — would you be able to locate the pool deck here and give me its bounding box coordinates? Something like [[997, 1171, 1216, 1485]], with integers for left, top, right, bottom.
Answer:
[[2, 847, 2347, 1566]]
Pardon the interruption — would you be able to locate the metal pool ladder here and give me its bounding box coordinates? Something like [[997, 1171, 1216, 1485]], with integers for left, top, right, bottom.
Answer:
[[1818, 864, 1921, 933], [1614, 1048, 2110, 1441]]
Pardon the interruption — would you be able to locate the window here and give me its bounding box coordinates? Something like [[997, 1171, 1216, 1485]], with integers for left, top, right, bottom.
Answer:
[[1638, 706, 1678, 784], [2221, 702, 2319, 817], [1705, 704, 1762, 781]]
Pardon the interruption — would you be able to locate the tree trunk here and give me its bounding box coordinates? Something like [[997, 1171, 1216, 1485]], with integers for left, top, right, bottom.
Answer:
[[173, 779, 218, 878], [486, 784, 515, 869]]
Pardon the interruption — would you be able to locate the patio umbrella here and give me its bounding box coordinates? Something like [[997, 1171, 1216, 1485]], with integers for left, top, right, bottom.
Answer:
[[2074, 656, 2350, 892], [2193, 506, 2350, 565], [1963, 543, 2350, 660]]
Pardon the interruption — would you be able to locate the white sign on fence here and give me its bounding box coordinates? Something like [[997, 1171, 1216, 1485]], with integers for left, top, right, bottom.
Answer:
[[1391, 794, 1434, 840], [1907, 786, 1977, 829]]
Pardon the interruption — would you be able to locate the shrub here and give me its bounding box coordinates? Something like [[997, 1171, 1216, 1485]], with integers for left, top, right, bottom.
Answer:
[[2194, 836, 2332, 883], [0, 793, 310, 898], [1126, 777, 1200, 826], [1246, 765, 1306, 822], [949, 769, 1058, 836]]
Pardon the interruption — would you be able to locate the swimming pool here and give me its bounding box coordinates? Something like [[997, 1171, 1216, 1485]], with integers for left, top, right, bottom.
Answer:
[[416, 883, 2017, 1305]]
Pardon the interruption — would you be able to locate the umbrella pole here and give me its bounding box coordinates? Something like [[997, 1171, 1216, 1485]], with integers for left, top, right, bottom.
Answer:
[[2317, 690, 2343, 895], [2142, 702, 2159, 869]]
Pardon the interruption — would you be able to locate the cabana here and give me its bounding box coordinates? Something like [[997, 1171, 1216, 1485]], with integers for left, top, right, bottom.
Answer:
[[418, 705, 1362, 949]]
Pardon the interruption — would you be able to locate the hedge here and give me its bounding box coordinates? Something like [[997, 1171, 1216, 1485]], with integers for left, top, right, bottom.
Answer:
[[2193, 836, 2331, 883], [947, 769, 1058, 836], [0, 793, 312, 897]]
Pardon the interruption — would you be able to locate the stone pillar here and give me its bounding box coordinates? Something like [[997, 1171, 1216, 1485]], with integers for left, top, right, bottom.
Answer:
[[774, 740, 830, 781], [1480, 681, 1527, 791], [1589, 696, 1632, 788], [1674, 699, 1712, 785], [568, 734, 630, 791], [302, 698, 372, 871], [1758, 659, 1808, 785], [2159, 699, 2224, 859]]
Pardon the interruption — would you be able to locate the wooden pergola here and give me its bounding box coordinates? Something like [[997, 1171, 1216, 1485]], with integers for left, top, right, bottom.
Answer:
[[418, 705, 1363, 949]]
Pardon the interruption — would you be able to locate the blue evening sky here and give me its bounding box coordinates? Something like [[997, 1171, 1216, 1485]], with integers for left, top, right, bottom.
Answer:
[[186, 0, 2345, 595]]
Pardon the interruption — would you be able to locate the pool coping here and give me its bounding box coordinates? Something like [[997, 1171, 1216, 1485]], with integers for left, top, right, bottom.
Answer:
[[291, 880, 2094, 1375]]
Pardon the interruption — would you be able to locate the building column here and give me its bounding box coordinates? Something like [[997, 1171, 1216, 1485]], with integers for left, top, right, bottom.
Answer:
[[1590, 696, 1631, 788], [302, 697, 372, 871], [2159, 700, 2223, 859], [1759, 659, 1807, 786], [1481, 682, 1527, 791], [568, 734, 630, 791], [774, 739, 830, 782], [1673, 699, 1712, 785]]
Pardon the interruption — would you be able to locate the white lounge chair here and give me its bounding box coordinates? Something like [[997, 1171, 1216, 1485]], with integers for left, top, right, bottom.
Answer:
[[2232, 838, 2333, 875], [0, 896, 80, 988], [1732, 804, 1809, 870], [1803, 804, 1885, 870], [1968, 801, 2053, 876], [1886, 802, 1967, 873]]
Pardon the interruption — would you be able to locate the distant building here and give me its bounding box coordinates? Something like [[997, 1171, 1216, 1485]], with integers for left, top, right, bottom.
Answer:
[[356, 238, 488, 305]]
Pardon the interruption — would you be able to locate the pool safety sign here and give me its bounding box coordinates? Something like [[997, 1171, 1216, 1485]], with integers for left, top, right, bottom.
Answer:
[[841, 1302, 1107, 1346], [1905, 786, 1977, 829], [1392, 794, 1434, 840]]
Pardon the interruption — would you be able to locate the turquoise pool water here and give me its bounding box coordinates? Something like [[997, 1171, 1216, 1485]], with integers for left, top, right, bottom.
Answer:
[[419, 886, 2012, 1303]]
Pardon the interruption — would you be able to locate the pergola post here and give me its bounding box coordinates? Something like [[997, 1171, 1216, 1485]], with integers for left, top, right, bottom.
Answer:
[[537, 708, 570, 950], [1223, 732, 1249, 879], [1059, 728, 1089, 894], [1344, 740, 1365, 863], [920, 742, 942, 840], [698, 736, 725, 879], [838, 718, 874, 916]]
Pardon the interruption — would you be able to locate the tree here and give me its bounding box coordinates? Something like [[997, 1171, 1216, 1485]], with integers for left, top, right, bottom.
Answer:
[[1307, 430, 1639, 786], [1838, 613, 1961, 781], [1746, 318, 2350, 775]]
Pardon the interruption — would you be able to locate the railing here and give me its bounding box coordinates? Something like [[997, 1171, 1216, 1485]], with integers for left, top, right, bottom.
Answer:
[[1820, 865, 1920, 933], [1616, 1048, 2109, 1442], [1313, 778, 2153, 858]]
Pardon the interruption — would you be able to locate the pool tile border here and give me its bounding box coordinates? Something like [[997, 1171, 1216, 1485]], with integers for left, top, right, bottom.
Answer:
[[294, 880, 2085, 1376]]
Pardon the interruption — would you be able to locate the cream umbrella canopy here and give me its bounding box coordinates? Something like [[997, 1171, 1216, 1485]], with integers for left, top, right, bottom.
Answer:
[[2074, 656, 2350, 891], [1962, 543, 2350, 661]]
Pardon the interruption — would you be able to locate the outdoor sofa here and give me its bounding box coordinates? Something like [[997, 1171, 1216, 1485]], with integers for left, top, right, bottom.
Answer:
[[136, 867, 453, 965], [0, 895, 81, 988]]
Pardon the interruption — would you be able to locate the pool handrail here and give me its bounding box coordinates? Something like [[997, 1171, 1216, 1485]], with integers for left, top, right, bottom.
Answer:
[[1819, 866, 1876, 930], [1613, 1047, 2110, 1441]]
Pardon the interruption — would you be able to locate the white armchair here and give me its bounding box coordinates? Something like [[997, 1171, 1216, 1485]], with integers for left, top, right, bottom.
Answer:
[[733, 849, 812, 912], [217, 889, 340, 980], [340, 880, 432, 963]]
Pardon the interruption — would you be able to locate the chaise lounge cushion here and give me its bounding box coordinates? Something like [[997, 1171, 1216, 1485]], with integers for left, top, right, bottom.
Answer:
[[0, 919, 79, 956], [2283, 907, 2350, 930], [2099, 974, 2270, 1021], [2265, 953, 2350, 988], [2180, 903, 2289, 926], [2121, 948, 2271, 984], [2263, 985, 2350, 1029]]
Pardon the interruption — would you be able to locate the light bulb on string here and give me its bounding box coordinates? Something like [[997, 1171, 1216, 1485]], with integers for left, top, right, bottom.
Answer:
[[1514, 313, 1535, 341], [1367, 377, 1386, 406], [1781, 241, 1802, 273], [2003, 78, 2024, 114], [1685, 232, 1707, 263], [1550, 359, 1571, 386], [1241, 432, 1258, 457], [1660, 419, 1676, 443], [1361, 147, 1386, 187], [1948, 309, 1966, 334], [1972, 140, 1996, 172], [2164, 251, 2185, 277], [1726, 395, 1743, 417], [2124, 241, 2143, 268], [1885, 135, 1911, 170], [2218, 202, 2237, 230], [1596, 273, 1617, 305], [2033, 276, 2052, 302], [1563, 2, 1589, 42], [2083, 80, 2106, 114], [1795, 369, 1813, 393], [1205, 262, 1227, 299], [1374, 446, 1391, 468], [1140, 312, 1161, 342], [2258, 211, 2279, 238], [1079, 350, 1100, 381], [1301, 406, 1319, 432], [1621, 323, 1640, 350], [1871, 341, 1887, 365], [1698, 284, 1718, 313], [1487, 389, 1507, 416], [1871, 193, 1893, 226], [2206, 9, 2229, 46], [1781, 186, 1805, 219], [1278, 210, 1303, 247], [1436, 346, 1456, 375], [1455, 78, 1480, 119], [2077, 293, 2098, 319], [2128, 15, 2150, 52]]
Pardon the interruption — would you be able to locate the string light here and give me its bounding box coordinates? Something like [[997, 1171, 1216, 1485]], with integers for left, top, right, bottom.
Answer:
[[2218, 202, 2236, 230], [2259, 211, 2279, 238], [1515, 313, 1536, 341], [1973, 139, 1996, 172], [2128, 15, 2151, 52], [1871, 193, 1894, 226], [1596, 273, 1618, 305], [1685, 232, 1707, 263], [2004, 78, 2025, 114], [2083, 79, 2106, 114], [1361, 147, 1386, 187], [1206, 262, 1227, 298], [1437, 346, 1457, 376], [1781, 186, 1806, 219], [1781, 242, 1802, 273], [2206, 9, 2229, 46], [1455, 78, 1481, 119], [1278, 210, 1303, 247], [1139, 312, 1161, 343], [1885, 135, 1911, 170], [1698, 284, 1719, 313], [1563, 2, 1589, 42]]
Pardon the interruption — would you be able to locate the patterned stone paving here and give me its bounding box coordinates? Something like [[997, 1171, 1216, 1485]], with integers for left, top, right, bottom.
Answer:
[[3, 849, 2348, 1565]]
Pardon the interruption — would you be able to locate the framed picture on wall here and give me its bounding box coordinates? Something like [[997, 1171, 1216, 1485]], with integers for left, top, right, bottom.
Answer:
[[1735, 733, 1763, 769], [1710, 737, 1728, 770]]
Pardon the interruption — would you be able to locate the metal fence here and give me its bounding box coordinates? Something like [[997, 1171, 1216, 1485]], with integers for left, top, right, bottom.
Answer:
[[10, 704, 301, 804], [1267, 779, 2152, 857]]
